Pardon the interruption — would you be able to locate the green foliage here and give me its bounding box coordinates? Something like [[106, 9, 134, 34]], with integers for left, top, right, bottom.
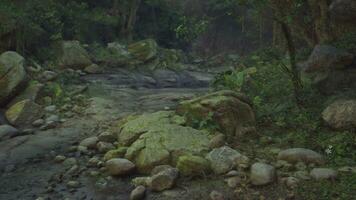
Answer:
[[175, 16, 209, 43], [332, 31, 356, 53]]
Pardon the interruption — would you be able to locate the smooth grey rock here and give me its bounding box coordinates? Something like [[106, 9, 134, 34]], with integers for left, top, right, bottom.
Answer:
[[79, 137, 98, 149], [277, 148, 325, 165], [310, 168, 338, 180], [250, 162, 276, 186], [206, 146, 242, 174], [0, 124, 19, 140], [130, 186, 146, 200], [149, 168, 179, 192], [105, 158, 135, 176]]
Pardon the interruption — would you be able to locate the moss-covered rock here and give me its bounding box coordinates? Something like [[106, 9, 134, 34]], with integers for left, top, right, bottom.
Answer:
[[104, 147, 128, 161], [5, 99, 43, 127], [8, 80, 43, 107], [0, 51, 27, 106], [57, 40, 92, 69], [128, 39, 158, 63], [114, 111, 211, 174], [176, 155, 210, 176], [176, 90, 256, 138]]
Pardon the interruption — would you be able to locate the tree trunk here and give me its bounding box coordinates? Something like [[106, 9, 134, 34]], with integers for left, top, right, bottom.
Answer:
[[308, 0, 334, 43]]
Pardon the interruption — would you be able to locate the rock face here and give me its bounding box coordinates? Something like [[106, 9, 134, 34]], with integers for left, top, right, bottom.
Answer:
[[310, 168, 338, 180], [57, 41, 92, 69], [0, 51, 27, 106], [301, 45, 356, 94], [206, 146, 242, 174], [115, 111, 210, 173], [105, 158, 135, 176], [176, 155, 210, 176], [277, 148, 325, 165], [128, 39, 158, 63], [250, 163, 276, 186], [5, 99, 43, 127], [330, 0, 356, 22], [176, 90, 255, 138], [322, 100, 356, 130]]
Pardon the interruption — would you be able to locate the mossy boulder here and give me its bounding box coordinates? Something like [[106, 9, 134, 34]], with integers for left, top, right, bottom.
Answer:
[[57, 40, 92, 69], [176, 155, 210, 176], [5, 99, 43, 127], [128, 39, 158, 63], [0, 51, 27, 106], [176, 90, 256, 138], [8, 81, 44, 107], [104, 147, 128, 161], [322, 100, 356, 130], [115, 111, 211, 174]]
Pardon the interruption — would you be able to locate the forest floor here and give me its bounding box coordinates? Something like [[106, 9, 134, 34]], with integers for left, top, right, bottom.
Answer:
[[0, 67, 355, 200]]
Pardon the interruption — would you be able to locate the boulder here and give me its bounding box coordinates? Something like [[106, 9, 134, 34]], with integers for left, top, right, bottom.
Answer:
[[330, 0, 356, 22], [322, 100, 356, 130], [302, 45, 354, 72], [206, 146, 242, 174], [0, 51, 27, 106], [250, 163, 276, 186], [176, 90, 255, 138], [104, 148, 128, 161], [116, 111, 210, 173], [5, 99, 43, 128], [128, 39, 158, 63], [148, 168, 179, 192], [130, 185, 146, 200], [310, 168, 338, 180], [8, 81, 43, 107], [57, 41, 92, 69], [105, 158, 135, 176], [79, 137, 99, 149], [277, 148, 325, 165], [99, 42, 131, 67], [176, 155, 210, 176]]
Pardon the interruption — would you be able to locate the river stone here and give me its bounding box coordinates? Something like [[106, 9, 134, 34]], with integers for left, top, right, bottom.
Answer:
[[0, 124, 19, 141], [130, 185, 146, 200], [104, 148, 128, 161], [206, 146, 242, 174], [0, 51, 27, 106], [277, 148, 325, 165], [128, 39, 158, 62], [148, 168, 179, 192], [106, 158, 135, 176], [57, 40, 92, 69], [97, 141, 115, 153], [84, 64, 103, 74], [5, 99, 43, 128], [209, 133, 226, 149], [79, 137, 99, 149], [176, 155, 210, 176], [151, 165, 175, 176], [250, 162, 276, 186], [119, 111, 210, 174], [322, 100, 356, 130], [310, 168, 338, 180], [176, 90, 255, 138]]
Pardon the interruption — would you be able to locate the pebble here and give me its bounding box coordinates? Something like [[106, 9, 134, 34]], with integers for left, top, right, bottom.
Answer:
[[250, 162, 276, 186], [80, 137, 99, 149], [67, 181, 80, 188], [44, 105, 57, 113], [210, 191, 225, 200], [32, 119, 45, 127], [54, 155, 66, 163]]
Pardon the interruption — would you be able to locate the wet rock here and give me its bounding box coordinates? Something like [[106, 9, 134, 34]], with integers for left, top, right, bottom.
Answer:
[[176, 155, 210, 176], [322, 100, 356, 130], [5, 100, 43, 128], [67, 180, 80, 188], [209, 133, 226, 149], [97, 141, 115, 153], [277, 148, 325, 165], [104, 148, 128, 161], [0, 124, 19, 141], [46, 114, 60, 123], [130, 186, 146, 200], [98, 131, 116, 143], [250, 163, 276, 186], [310, 168, 338, 180], [32, 119, 45, 127], [176, 90, 255, 138], [44, 105, 57, 113], [210, 191, 225, 200], [105, 158, 135, 176], [0, 51, 27, 106], [79, 137, 99, 149], [206, 146, 242, 174], [149, 168, 179, 192], [88, 157, 101, 167], [63, 158, 77, 167]]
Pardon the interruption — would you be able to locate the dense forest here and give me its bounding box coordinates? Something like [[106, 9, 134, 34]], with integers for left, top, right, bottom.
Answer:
[[0, 0, 355, 200]]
